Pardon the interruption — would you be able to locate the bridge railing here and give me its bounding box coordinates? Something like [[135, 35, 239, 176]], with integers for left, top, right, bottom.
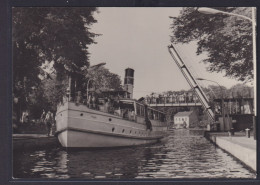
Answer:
[[146, 94, 201, 105]]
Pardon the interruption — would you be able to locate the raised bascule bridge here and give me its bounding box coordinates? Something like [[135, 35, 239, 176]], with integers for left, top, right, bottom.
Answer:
[[165, 43, 254, 131]]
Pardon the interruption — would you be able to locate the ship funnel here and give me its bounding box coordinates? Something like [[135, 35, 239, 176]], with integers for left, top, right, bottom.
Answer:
[[124, 68, 134, 98]]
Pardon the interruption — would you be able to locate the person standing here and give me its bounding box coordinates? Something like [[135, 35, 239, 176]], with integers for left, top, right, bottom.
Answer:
[[183, 120, 187, 129], [40, 110, 46, 126], [104, 98, 108, 113], [51, 112, 56, 135], [21, 111, 29, 124], [76, 91, 82, 104], [113, 96, 121, 116], [105, 97, 111, 113], [44, 111, 53, 136], [87, 94, 92, 108], [91, 93, 96, 109]]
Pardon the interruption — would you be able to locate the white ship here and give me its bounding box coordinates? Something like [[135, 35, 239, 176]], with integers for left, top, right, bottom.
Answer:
[[55, 99, 168, 148], [55, 68, 168, 148]]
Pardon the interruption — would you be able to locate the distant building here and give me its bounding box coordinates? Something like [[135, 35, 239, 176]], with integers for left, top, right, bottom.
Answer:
[[174, 111, 198, 128]]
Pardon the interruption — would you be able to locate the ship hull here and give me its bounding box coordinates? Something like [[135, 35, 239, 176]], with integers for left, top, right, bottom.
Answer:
[[55, 102, 167, 148]]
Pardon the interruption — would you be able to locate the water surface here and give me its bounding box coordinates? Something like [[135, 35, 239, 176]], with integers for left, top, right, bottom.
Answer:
[[13, 129, 256, 179]]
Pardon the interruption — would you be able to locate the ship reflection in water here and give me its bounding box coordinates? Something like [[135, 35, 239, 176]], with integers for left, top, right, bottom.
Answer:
[[13, 129, 255, 179]]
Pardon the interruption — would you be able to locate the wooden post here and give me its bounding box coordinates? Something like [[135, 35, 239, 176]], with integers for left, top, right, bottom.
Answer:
[[68, 75, 76, 101], [253, 115, 256, 140], [222, 98, 225, 130]]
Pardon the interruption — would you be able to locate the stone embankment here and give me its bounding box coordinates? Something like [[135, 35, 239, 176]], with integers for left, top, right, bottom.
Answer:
[[204, 131, 256, 172], [13, 134, 60, 152]]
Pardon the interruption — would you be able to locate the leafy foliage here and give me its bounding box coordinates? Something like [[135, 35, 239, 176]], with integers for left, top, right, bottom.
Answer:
[[201, 83, 253, 103], [226, 83, 253, 98], [83, 67, 123, 92], [201, 85, 227, 99], [13, 7, 98, 85], [170, 7, 253, 81], [12, 7, 98, 119], [41, 76, 69, 111]]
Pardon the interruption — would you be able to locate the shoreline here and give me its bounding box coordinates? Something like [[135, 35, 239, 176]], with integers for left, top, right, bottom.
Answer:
[[13, 134, 60, 152], [204, 131, 256, 173]]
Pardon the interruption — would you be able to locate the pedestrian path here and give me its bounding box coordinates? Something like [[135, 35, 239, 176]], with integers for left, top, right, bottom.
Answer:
[[204, 131, 256, 172], [219, 136, 256, 150], [13, 134, 54, 140]]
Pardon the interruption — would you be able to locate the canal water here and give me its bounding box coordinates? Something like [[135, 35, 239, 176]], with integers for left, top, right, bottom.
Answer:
[[13, 129, 256, 179]]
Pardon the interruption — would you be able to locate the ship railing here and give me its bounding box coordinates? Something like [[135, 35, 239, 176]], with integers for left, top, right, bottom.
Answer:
[[64, 93, 151, 123]]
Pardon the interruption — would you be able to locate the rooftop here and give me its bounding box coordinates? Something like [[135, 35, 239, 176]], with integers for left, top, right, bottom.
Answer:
[[174, 111, 193, 117]]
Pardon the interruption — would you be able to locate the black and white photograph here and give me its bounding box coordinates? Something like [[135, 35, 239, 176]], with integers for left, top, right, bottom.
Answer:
[[12, 7, 257, 180]]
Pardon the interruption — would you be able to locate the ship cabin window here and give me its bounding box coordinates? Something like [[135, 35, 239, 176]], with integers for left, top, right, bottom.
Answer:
[[147, 108, 165, 122], [154, 111, 158, 120], [156, 112, 165, 122], [148, 108, 154, 120], [160, 113, 165, 122], [151, 109, 157, 120], [158, 113, 162, 121], [119, 100, 135, 120], [140, 106, 145, 117], [136, 103, 145, 117]]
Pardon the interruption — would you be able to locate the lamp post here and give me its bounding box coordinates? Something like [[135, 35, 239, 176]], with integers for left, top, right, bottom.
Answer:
[[198, 8, 253, 21], [198, 7, 256, 138], [196, 78, 225, 130], [86, 78, 93, 101]]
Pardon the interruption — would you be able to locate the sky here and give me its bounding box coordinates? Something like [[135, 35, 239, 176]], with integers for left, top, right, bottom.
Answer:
[[88, 7, 248, 99]]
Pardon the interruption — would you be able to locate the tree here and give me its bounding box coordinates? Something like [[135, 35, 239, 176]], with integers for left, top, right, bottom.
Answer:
[[202, 85, 228, 99], [83, 66, 123, 92], [12, 7, 98, 121], [26, 86, 49, 119], [13, 7, 98, 95], [170, 7, 253, 82], [226, 84, 253, 98], [41, 76, 69, 111]]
